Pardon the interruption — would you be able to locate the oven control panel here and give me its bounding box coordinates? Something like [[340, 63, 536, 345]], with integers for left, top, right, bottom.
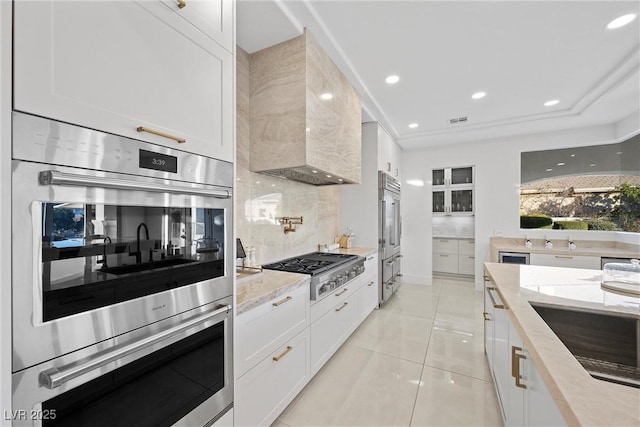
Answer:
[[313, 259, 365, 302]]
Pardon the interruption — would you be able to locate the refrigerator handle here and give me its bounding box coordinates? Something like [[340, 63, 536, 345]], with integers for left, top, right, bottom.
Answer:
[[380, 199, 386, 248]]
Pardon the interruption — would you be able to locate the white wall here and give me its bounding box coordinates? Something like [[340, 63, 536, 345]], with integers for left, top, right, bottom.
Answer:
[[401, 122, 638, 289]]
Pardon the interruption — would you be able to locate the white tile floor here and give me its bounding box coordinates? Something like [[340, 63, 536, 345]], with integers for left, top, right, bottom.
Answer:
[[274, 277, 504, 427]]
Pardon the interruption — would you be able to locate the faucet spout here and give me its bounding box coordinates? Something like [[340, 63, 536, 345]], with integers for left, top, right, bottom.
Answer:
[[136, 223, 150, 264]]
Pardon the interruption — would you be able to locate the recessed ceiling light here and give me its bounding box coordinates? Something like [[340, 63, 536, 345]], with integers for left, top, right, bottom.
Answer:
[[546, 168, 553, 172], [544, 99, 560, 106], [616, 151, 623, 155], [385, 75, 400, 84], [557, 162, 565, 166], [471, 92, 486, 99], [606, 13, 637, 29], [320, 93, 333, 100], [571, 154, 575, 157], [408, 123, 419, 129], [590, 164, 596, 167]]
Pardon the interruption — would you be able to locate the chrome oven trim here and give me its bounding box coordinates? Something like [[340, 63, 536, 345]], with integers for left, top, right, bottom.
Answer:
[[11, 297, 233, 427]]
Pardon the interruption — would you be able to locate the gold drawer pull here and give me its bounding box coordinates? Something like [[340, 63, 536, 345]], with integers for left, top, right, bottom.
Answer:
[[511, 346, 527, 389], [177, 0, 187, 8], [335, 302, 348, 312], [335, 288, 348, 297], [483, 312, 490, 321], [555, 255, 573, 259], [272, 296, 292, 307], [486, 287, 505, 309], [272, 346, 293, 362], [137, 126, 186, 143], [367, 281, 375, 287]]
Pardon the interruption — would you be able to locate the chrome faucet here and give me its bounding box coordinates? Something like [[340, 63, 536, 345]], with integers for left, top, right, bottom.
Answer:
[[136, 222, 150, 264]]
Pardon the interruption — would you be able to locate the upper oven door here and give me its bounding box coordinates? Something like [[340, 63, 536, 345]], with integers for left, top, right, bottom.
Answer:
[[11, 161, 233, 372]]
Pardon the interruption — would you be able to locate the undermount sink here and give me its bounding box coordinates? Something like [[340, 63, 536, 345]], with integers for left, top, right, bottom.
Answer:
[[100, 257, 196, 275], [530, 302, 640, 388]]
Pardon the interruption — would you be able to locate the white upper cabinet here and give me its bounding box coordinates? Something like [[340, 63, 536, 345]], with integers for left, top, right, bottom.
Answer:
[[13, 0, 234, 163], [432, 166, 474, 215], [376, 125, 402, 179], [160, 0, 234, 52]]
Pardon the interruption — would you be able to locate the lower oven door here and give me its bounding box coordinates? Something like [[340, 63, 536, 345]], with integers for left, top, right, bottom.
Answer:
[[11, 297, 233, 427]]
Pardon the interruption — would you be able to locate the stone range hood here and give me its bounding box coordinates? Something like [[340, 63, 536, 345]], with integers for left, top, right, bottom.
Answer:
[[249, 30, 361, 186]]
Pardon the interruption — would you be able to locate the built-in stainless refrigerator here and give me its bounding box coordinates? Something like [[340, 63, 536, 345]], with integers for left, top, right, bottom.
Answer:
[[379, 171, 402, 305]]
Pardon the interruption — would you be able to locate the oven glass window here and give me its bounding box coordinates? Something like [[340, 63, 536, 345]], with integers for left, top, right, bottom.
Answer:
[[41, 203, 225, 321], [43, 322, 226, 427]]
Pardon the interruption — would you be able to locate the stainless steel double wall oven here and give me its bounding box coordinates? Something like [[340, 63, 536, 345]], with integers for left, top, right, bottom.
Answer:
[[11, 112, 234, 426]]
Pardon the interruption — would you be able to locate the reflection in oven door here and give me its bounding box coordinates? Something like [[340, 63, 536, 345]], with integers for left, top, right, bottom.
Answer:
[[11, 299, 233, 427]]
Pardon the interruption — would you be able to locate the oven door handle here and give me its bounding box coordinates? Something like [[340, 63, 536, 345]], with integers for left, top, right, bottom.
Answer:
[[39, 303, 232, 390], [39, 170, 232, 199]]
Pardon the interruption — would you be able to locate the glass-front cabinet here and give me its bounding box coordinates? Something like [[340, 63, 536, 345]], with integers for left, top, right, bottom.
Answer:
[[432, 166, 474, 215]]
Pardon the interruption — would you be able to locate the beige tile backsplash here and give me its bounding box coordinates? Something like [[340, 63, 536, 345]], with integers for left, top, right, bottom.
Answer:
[[236, 47, 341, 265]]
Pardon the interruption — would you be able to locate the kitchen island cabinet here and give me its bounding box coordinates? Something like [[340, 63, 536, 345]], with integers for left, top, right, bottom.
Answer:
[[14, 0, 234, 162], [483, 262, 640, 427]]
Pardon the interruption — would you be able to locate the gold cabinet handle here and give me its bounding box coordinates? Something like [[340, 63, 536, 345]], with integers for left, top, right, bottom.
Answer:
[[511, 346, 527, 389], [335, 288, 348, 297], [367, 281, 375, 287], [335, 302, 348, 312], [272, 296, 292, 307], [136, 126, 186, 144], [555, 255, 573, 259], [486, 287, 505, 309], [483, 312, 490, 321], [177, 0, 187, 8], [272, 346, 293, 362]]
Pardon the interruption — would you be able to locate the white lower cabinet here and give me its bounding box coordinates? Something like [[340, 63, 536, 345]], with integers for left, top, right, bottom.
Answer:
[[484, 276, 566, 427], [236, 284, 309, 376], [358, 274, 378, 322], [433, 238, 475, 276], [235, 328, 310, 427], [529, 253, 600, 270], [310, 288, 360, 375]]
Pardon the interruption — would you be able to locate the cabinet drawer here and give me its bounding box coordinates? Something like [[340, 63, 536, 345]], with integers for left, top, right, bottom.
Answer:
[[235, 328, 310, 427], [311, 292, 359, 375], [433, 253, 458, 274], [458, 239, 475, 255], [530, 253, 600, 270], [458, 255, 475, 275], [433, 239, 458, 254], [311, 279, 360, 323], [359, 276, 379, 321], [236, 283, 309, 376], [364, 253, 378, 275]]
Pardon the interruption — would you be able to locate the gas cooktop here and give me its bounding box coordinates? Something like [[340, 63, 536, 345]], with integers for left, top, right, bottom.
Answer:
[[262, 252, 358, 276]]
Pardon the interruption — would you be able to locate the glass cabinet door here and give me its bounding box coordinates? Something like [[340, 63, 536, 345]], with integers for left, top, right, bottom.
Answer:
[[433, 191, 446, 213], [451, 167, 473, 185], [451, 190, 473, 213], [432, 169, 445, 186]]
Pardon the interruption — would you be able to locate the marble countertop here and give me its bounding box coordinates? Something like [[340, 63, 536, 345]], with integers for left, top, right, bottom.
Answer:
[[490, 237, 639, 261], [236, 270, 309, 315], [484, 262, 640, 426], [433, 236, 474, 240]]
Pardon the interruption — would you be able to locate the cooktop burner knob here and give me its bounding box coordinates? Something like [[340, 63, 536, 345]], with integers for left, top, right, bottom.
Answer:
[[349, 271, 356, 278], [329, 281, 337, 290]]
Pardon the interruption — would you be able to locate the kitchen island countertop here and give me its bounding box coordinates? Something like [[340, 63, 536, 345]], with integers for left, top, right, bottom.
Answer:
[[484, 262, 640, 426]]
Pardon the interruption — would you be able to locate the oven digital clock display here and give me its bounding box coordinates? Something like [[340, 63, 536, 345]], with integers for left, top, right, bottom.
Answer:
[[139, 149, 178, 173]]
